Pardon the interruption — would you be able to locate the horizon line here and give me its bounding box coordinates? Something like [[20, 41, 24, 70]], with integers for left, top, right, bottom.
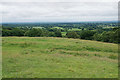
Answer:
[[1, 21, 118, 24]]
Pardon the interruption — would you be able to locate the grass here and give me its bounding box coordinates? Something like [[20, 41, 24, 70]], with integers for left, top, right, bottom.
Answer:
[[53, 27, 64, 29], [2, 37, 118, 78], [61, 32, 67, 36], [68, 28, 81, 31]]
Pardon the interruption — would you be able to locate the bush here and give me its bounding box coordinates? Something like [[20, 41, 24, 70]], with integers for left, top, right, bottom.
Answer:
[[54, 30, 62, 37], [66, 31, 79, 38], [79, 30, 96, 40], [93, 33, 102, 41], [24, 28, 43, 37]]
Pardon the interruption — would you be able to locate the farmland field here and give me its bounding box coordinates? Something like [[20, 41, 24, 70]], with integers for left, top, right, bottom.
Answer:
[[2, 37, 118, 78]]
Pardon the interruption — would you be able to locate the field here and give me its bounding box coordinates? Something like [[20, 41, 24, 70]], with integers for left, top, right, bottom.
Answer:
[[2, 37, 118, 78]]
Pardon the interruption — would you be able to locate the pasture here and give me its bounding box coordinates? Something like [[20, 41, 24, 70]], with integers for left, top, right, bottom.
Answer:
[[2, 37, 118, 78]]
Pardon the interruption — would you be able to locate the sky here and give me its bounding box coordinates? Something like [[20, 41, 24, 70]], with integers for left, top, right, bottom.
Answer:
[[0, 0, 119, 23]]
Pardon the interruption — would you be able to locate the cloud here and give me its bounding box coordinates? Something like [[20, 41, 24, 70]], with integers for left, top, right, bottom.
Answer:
[[0, 0, 119, 2], [0, 1, 118, 23]]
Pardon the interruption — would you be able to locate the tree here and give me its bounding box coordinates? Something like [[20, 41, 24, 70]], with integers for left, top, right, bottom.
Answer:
[[66, 31, 79, 38], [11, 28, 24, 36], [79, 30, 96, 40], [2, 30, 12, 36], [93, 33, 102, 41], [112, 28, 120, 43], [24, 28, 43, 37], [48, 32, 55, 37], [2, 28, 24, 36], [100, 31, 113, 42], [54, 29, 62, 37]]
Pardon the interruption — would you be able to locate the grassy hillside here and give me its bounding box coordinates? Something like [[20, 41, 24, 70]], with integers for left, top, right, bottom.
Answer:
[[2, 37, 118, 78]]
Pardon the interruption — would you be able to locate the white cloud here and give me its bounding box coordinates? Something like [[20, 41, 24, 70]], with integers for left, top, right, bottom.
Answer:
[[0, 0, 119, 2], [0, 1, 118, 23]]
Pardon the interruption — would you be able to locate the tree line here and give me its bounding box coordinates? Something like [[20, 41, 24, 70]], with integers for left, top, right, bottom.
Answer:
[[2, 27, 120, 44], [2, 27, 62, 37]]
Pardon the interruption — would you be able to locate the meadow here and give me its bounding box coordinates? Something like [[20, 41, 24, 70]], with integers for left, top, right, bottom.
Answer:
[[2, 37, 118, 78]]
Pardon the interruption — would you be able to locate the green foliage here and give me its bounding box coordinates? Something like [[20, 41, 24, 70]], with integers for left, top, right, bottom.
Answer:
[[24, 28, 43, 37], [48, 32, 55, 37], [54, 29, 62, 37], [113, 28, 120, 43], [2, 27, 62, 37], [79, 30, 96, 40], [11, 28, 24, 36], [93, 33, 102, 41], [93, 28, 120, 43], [2, 29, 12, 36], [101, 31, 113, 42], [2, 28, 24, 36], [2, 23, 120, 44], [66, 31, 79, 38]]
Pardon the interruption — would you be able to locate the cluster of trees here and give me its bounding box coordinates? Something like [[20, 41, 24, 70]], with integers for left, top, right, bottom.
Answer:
[[66, 28, 120, 43], [2, 28, 24, 36], [2, 26, 120, 44], [93, 28, 120, 43], [24, 29, 62, 37], [2, 27, 62, 37]]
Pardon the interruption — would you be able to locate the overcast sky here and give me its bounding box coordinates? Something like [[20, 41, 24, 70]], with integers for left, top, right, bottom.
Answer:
[[0, 0, 119, 23]]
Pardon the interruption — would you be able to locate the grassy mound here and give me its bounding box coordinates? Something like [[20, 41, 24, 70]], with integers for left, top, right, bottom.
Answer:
[[2, 37, 118, 78]]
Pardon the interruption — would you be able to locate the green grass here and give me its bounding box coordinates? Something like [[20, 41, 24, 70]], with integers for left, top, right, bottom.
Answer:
[[52, 27, 64, 29], [61, 32, 67, 36], [2, 37, 118, 78], [32, 27, 44, 29], [68, 28, 81, 31]]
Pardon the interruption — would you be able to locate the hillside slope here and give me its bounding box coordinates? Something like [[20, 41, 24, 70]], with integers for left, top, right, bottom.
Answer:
[[2, 37, 118, 78]]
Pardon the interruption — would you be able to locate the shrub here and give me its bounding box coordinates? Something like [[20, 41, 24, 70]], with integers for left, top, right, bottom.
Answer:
[[66, 31, 79, 38]]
